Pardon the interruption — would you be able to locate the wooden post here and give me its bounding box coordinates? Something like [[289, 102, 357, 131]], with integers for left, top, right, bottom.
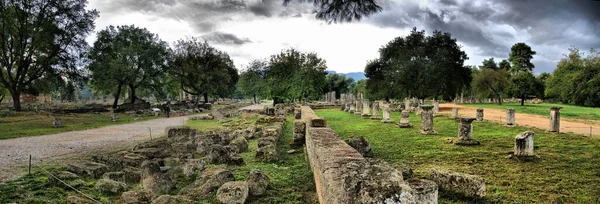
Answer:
[[29, 155, 31, 175]]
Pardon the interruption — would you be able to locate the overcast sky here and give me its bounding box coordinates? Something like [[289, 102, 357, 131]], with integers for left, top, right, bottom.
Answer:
[[86, 0, 600, 75]]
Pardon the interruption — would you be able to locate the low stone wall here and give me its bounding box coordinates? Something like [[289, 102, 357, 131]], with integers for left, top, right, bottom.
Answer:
[[301, 106, 427, 204]]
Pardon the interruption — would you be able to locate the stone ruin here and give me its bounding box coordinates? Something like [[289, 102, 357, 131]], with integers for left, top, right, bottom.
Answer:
[[455, 117, 480, 145], [514, 131, 534, 158], [420, 105, 437, 135], [549, 106, 561, 132], [430, 169, 486, 198], [301, 106, 439, 203], [370, 102, 382, 120], [506, 108, 516, 126], [450, 107, 459, 120], [47, 109, 283, 203], [476, 108, 484, 122], [361, 100, 371, 117], [381, 104, 395, 123], [396, 110, 413, 128], [53, 117, 63, 128]]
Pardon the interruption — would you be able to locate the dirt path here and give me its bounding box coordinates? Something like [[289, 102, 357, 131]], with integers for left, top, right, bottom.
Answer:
[[0, 115, 194, 184], [440, 103, 600, 137]]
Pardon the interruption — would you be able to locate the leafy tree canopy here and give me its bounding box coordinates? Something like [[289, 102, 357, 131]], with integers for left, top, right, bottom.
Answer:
[[324, 73, 354, 98], [471, 68, 509, 105], [0, 0, 98, 111], [546, 48, 600, 107], [170, 38, 238, 103], [508, 42, 536, 73], [284, 0, 382, 23], [87, 25, 170, 109], [266, 48, 327, 102], [367, 28, 471, 100]]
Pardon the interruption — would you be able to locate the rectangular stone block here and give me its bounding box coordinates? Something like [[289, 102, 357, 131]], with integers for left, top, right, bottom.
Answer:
[[294, 120, 306, 133], [430, 168, 485, 198]]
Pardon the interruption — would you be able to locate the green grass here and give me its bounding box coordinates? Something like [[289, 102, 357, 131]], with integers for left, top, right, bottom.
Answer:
[[463, 102, 600, 121], [316, 108, 600, 204], [0, 166, 125, 204], [0, 113, 159, 140]]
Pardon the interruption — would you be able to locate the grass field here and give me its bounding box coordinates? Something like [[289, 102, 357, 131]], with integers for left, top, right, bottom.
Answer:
[[316, 108, 600, 204], [463, 102, 600, 121], [0, 113, 159, 140], [0, 114, 317, 203]]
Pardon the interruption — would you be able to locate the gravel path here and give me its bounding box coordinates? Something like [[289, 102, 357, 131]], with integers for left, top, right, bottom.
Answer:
[[0, 115, 191, 184], [440, 103, 600, 137]]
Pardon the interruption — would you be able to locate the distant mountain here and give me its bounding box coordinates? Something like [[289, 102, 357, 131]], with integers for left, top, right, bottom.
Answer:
[[326, 71, 366, 81], [344, 72, 366, 81]]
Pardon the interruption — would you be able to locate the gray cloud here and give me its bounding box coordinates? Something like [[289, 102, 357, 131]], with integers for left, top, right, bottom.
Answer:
[[201, 32, 252, 45], [97, 0, 313, 32], [366, 0, 600, 73]]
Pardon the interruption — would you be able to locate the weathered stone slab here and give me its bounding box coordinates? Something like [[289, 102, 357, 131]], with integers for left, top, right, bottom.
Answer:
[[216, 181, 249, 204], [407, 179, 438, 204], [67, 161, 108, 178], [430, 169, 485, 198]]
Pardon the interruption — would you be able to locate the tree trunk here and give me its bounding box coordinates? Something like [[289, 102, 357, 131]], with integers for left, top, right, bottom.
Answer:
[[129, 85, 136, 109], [194, 94, 201, 111], [0, 93, 5, 104], [521, 96, 525, 106], [11, 91, 22, 111], [253, 94, 256, 104], [204, 93, 209, 103], [497, 96, 503, 105], [112, 83, 123, 110]]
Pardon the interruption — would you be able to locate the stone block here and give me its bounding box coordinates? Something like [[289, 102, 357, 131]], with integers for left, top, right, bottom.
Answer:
[[429, 169, 485, 198], [67, 161, 108, 178]]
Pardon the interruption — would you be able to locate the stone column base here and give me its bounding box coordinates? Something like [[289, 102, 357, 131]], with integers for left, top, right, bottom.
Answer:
[[361, 113, 372, 117], [370, 116, 382, 120], [397, 122, 413, 128], [420, 130, 438, 135], [381, 119, 395, 123], [354, 111, 362, 115], [455, 139, 480, 146]]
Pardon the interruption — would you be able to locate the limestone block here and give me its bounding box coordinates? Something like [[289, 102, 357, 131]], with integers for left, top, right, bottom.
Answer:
[[430, 169, 486, 198]]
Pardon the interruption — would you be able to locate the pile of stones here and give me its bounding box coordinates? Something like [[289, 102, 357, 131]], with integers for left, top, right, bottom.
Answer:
[[49, 112, 280, 203]]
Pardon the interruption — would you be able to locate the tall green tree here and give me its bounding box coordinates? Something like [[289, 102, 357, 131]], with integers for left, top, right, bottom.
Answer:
[[350, 79, 367, 96], [546, 48, 600, 106], [508, 43, 536, 73], [481, 58, 499, 70], [283, 0, 382, 23], [87, 25, 170, 109], [266, 48, 327, 103], [0, 0, 98, 111], [499, 59, 511, 71], [238, 60, 268, 103], [368, 28, 471, 101], [324, 73, 354, 98], [471, 68, 509, 105], [507, 71, 539, 106], [170, 38, 238, 104]]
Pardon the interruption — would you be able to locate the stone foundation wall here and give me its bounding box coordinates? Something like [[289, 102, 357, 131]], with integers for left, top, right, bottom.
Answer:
[[301, 106, 422, 204]]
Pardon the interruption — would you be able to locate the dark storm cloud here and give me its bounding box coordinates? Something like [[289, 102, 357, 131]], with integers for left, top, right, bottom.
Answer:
[[98, 0, 312, 32], [367, 0, 600, 72], [201, 32, 252, 45]]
